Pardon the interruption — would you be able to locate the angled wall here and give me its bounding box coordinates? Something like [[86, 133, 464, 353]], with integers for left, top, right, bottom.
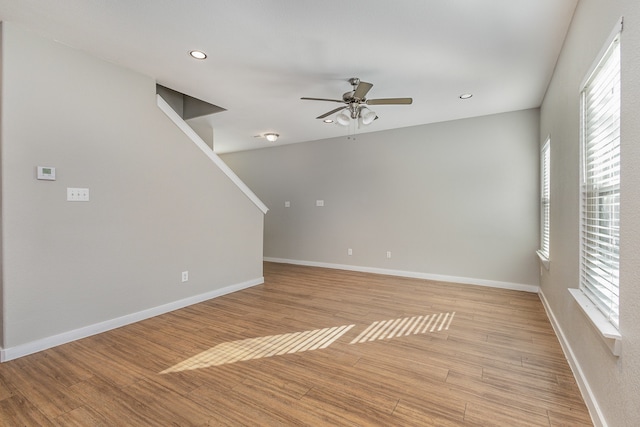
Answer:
[[539, 0, 640, 425], [0, 22, 264, 357], [223, 109, 540, 290]]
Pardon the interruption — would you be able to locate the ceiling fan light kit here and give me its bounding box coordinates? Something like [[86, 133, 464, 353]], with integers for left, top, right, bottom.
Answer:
[[301, 77, 412, 126]]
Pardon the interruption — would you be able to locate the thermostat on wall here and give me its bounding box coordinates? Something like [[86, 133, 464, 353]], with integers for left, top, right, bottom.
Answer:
[[37, 166, 56, 181]]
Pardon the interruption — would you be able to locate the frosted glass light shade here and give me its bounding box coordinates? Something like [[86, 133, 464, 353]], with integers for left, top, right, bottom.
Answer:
[[336, 112, 350, 126], [361, 109, 377, 125]]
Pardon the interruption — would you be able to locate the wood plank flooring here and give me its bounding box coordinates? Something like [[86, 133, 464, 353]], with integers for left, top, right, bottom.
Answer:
[[0, 262, 592, 426]]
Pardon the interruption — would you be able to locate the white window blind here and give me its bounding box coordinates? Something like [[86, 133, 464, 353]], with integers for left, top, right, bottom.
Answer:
[[540, 139, 550, 258], [580, 33, 621, 329]]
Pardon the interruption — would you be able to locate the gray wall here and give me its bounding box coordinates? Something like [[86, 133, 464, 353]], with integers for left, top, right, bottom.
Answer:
[[0, 25, 3, 346], [0, 23, 264, 349], [223, 109, 540, 288], [539, 0, 640, 425]]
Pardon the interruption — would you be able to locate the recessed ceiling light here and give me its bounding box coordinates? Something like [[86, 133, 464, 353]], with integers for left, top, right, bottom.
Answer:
[[323, 119, 334, 123], [189, 50, 207, 60], [459, 93, 473, 100], [264, 133, 279, 142]]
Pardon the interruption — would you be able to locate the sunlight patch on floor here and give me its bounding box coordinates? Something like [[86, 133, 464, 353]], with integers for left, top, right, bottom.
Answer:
[[161, 312, 455, 373], [161, 324, 355, 373], [349, 312, 455, 344]]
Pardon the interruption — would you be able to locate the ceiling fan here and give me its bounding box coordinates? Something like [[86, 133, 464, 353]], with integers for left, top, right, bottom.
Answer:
[[301, 77, 412, 125]]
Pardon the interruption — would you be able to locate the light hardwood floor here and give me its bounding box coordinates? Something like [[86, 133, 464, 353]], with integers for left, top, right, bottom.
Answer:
[[0, 262, 592, 426]]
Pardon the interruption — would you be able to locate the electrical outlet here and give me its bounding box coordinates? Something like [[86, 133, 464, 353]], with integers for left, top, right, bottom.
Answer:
[[181, 271, 189, 282], [386, 251, 392, 259], [348, 248, 353, 256], [316, 200, 324, 207]]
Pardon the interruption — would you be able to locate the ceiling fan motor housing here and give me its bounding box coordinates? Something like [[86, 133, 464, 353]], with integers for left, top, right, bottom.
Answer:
[[343, 91, 356, 102]]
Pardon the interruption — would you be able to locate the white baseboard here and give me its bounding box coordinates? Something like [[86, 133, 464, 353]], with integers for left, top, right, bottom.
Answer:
[[0, 277, 264, 362], [264, 257, 539, 293], [538, 289, 605, 427]]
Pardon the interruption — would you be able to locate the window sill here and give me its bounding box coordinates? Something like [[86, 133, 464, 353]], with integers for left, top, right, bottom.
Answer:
[[536, 250, 550, 270], [568, 288, 621, 356]]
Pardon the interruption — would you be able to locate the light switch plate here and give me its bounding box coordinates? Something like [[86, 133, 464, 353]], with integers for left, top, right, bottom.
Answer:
[[67, 188, 90, 201]]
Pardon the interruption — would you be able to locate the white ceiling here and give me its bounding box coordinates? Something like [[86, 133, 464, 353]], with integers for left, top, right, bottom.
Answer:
[[0, 0, 578, 153]]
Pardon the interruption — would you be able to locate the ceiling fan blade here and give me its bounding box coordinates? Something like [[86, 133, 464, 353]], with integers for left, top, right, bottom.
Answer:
[[366, 97, 413, 105], [352, 81, 373, 100], [316, 106, 347, 119], [301, 97, 344, 103]]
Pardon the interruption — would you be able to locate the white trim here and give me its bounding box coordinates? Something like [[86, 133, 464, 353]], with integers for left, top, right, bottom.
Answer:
[[539, 137, 551, 262], [538, 290, 606, 427], [156, 95, 268, 214], [264, 257, 539, 293], [580, 16, 624, 90], [536, 250, 550, 270], [578, 23, 621, 330], [0, 277, 264, 362], [568, 288, 621, 355]]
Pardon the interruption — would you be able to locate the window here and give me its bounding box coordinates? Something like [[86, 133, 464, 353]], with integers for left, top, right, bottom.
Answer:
[[579, 31, 621, 329], [539, 139, 550, 262]]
